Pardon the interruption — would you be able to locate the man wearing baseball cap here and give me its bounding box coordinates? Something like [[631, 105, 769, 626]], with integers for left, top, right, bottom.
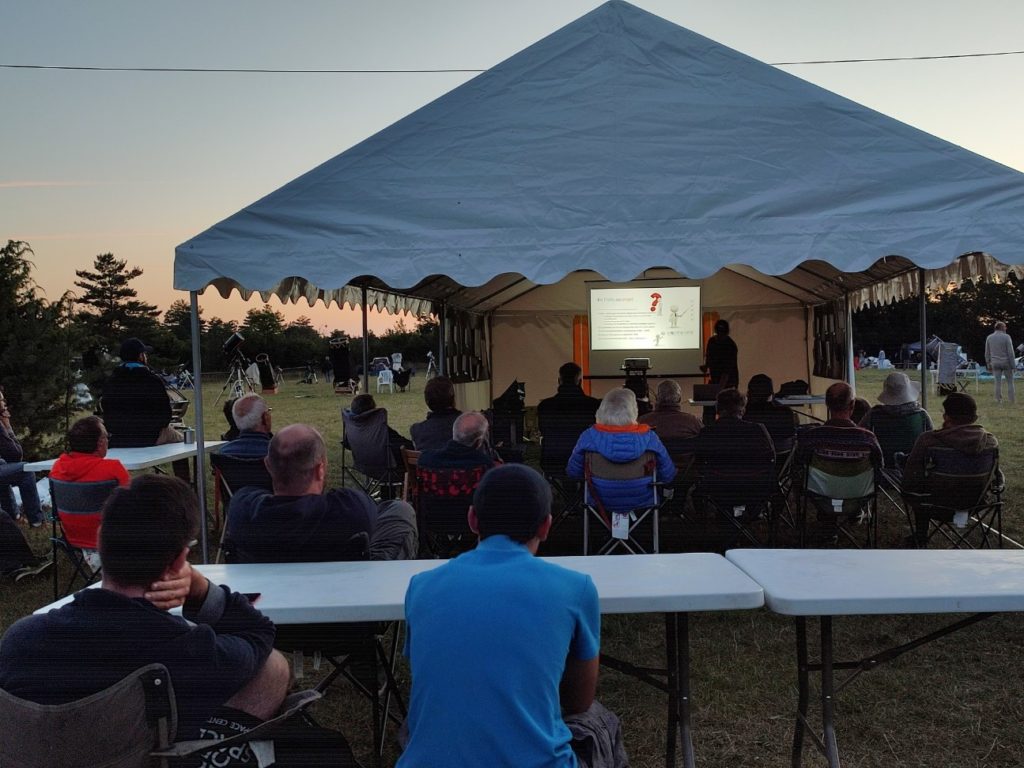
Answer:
[[399, 464, 626, 767], [100, 338, 188, 479]]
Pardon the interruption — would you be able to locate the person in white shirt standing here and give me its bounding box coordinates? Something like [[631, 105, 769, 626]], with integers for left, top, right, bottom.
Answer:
[[984, 321, 1016, 405]]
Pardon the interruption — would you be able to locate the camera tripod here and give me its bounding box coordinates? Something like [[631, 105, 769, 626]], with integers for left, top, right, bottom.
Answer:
[[214, 352, 257, 405]]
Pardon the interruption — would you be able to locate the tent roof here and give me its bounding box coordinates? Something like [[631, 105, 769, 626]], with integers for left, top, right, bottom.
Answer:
[[175, 0, 1024, 311]]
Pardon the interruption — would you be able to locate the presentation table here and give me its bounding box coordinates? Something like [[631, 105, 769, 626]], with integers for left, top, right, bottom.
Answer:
[[24, 441, 227, 473], [725, 548, 1024, 768], [39, 553, 763, 768], [688, 395, 825, 407]]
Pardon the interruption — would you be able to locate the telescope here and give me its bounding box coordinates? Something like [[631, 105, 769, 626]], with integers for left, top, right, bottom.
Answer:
[[222, 332, 245, 357]]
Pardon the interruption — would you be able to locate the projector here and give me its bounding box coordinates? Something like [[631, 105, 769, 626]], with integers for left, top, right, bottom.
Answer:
[[621, 358, 651, 371]]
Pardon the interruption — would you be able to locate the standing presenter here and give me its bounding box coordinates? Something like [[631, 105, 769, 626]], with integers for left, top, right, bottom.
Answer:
[[702, 319, 739, 389]]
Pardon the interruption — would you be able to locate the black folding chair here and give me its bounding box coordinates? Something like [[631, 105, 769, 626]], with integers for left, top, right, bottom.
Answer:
[[48, 478, 119, 599], [341, 408, 404, 500], [903, 447, 1003, 549], [210, 454, 274, 563], [692, 451, 777, 548], [227, 531, 402, 766], [414, 463, 484, 557], [537, 411, 594, 530]]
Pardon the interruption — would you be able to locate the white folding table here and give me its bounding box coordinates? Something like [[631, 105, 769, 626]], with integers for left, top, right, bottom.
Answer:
[[183, 554, 764, 768], [24, 441, 227, 473], [726, 548, 1024, 768]]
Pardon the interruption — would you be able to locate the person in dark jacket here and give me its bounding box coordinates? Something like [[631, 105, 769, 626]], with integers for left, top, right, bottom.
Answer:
[[410, 376, 462, 452], [100, 337, 189, 480], [743, 374, 798, 454], [0, 388, 43, 527], [225, 424, 418, 563], [219, 394, 273, 458], [701, 319, 739, 389], [694, 388, 776, 468], [0, 475, 290, 740], [567, 388, 676, 512], [418, 411, 497, 473], [537, 362, 601, 471]]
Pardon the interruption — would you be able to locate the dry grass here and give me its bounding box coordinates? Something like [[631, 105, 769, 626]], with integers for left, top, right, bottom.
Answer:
[[3, 367, 1023, 767]]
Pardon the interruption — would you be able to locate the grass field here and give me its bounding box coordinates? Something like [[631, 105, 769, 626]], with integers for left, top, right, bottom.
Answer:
[[2, 367, 1022, 766]]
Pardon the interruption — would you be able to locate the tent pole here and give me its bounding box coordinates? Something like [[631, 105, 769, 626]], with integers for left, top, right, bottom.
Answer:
[[438, 302, 447, 376], [361, 285, 370, 394], [189, 291, 209, 564], [919, 268, 928, 409], [845, 293, 855, 393]]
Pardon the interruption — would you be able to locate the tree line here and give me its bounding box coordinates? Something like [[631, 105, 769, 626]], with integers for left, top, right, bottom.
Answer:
[[0, 241, 436, 455]]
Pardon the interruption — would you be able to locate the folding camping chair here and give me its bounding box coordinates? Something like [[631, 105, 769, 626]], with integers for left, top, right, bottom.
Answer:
[[537, 409, 594, 529], [582, 451, 663, 555], [692, 448, 777, 548], [902, 446, 1003, 549], [797, 446, 878, 548], [48, 478, 119, 599], [210, 453, 274, 563], [0, 663, 325, 768], [414, 462, 485, 557], [341, 408, 404, 500]]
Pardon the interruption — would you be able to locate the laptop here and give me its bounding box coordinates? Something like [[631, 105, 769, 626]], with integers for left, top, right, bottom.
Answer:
[[692, 383, 722, 402]]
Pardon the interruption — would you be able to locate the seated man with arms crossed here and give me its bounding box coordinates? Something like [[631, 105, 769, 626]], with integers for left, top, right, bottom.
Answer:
[[0, 475, 289, 740], [225, 423, 417, 562], [219, 393, 273, 458], [399, 464, 626, 768]]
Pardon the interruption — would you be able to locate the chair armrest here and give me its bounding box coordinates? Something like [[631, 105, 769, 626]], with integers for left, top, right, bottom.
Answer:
[[151, 689, 322, 758]]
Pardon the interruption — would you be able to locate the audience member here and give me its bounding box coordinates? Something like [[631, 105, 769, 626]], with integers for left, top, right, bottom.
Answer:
[[743, 374, 798, 454], [0, 475, 289, 740], [418, 411, 497, 472], [537, 362, 601, 424], [639, 380, 702, 439], [984, 321, 1016, 404], [0, 389, 43, 527], [901, 393, 1001, 546], [859, 372, 934, 432], [694, 388, 775, 466], [225, 424, 417, 562], [567, 388, 676, 512], [50, 416, 130, 487], [399, 464, 626, 768], [219, 394, 273, 458], [410, 376, 462, 451], [347, 393, 413, 466], [795, 383, 882, 470], [850, 397, 871, 426], [100, 337, 189, 480]]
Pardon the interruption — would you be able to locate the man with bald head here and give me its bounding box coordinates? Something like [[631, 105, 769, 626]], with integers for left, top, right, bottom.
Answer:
[[224, 424, 417, 562], [417, 411, 497, 473]]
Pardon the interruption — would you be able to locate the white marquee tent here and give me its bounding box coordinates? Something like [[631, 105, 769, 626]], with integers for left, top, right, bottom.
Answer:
[[174, 0, 1024, 554]]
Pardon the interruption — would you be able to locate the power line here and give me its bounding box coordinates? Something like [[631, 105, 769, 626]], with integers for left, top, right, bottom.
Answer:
[[2, 49, 1023, 74]]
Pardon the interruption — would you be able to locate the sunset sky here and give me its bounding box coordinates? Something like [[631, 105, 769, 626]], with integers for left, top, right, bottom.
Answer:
[[4, 0, 1023, 335]]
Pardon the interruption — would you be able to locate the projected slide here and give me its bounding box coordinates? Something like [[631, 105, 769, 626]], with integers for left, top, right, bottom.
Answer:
[[590, 286, 700, 350]]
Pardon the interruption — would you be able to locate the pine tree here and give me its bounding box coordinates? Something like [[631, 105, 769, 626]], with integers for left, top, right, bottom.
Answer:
[[0, 241, 78, 457], [74, 253, 160, 341]]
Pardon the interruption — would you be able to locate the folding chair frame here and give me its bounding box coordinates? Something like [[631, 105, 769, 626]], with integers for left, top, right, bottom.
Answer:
[[582, 452, 662, 555], [48, 478, 119, 600]]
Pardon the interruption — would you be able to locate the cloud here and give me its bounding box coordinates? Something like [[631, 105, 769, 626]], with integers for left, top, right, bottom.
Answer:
[[0, 180, 99, 189]]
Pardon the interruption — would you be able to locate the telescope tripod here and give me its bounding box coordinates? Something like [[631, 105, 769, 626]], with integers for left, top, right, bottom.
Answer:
[[214, 354, 257, 406]]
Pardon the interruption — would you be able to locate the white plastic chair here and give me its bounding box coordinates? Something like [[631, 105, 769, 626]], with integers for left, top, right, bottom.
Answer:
[[377, 368, 394, 393], [391, 352, 403, 371]]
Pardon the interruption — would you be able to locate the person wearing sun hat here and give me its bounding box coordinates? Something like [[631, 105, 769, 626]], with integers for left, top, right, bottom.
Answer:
[[858, 372, 934, 433]]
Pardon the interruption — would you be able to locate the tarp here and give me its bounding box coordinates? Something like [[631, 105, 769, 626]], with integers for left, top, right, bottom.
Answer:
[[174, 0, 1024, 309]]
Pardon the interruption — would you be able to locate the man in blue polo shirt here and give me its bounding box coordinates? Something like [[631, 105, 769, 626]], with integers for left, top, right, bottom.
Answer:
[[399, 464, 625, 768]]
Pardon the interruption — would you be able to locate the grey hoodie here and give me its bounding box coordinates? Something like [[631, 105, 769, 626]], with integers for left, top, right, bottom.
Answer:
[[902, 423, 999, 492]]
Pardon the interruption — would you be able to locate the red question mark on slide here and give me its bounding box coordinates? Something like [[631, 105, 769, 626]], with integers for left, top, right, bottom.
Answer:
[[650, 292, 662, 312]]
